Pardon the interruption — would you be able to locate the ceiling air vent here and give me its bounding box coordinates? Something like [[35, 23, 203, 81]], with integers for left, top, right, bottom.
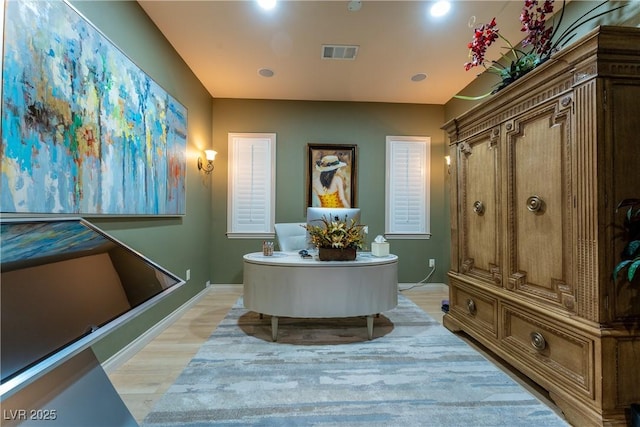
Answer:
[[322, 44, 359, 60]]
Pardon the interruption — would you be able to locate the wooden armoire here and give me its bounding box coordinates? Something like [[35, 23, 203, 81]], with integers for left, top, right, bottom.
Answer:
[[442, 26, 640, 427]]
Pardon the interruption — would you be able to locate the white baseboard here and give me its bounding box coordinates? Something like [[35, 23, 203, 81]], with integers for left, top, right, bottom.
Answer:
[[101, 286, 212, 374]]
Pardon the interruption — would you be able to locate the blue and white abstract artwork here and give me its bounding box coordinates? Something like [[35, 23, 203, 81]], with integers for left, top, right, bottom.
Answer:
[[1, 0, 187, 215]]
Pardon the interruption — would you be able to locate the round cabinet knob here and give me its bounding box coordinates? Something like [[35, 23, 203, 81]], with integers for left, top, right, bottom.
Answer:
[[530, 331, 547, 351], [472, 201, 485, 215], [526, 195, 545, 213], [466, 298, 477, 315]]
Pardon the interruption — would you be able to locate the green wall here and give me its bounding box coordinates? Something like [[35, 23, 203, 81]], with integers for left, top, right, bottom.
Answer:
[[209, 99, 449, 285]]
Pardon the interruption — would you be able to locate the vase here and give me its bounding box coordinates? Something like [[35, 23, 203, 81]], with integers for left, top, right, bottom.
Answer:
[[318, 247, 357, 261]]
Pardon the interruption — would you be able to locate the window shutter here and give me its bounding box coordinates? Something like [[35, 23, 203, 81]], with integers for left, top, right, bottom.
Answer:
[[385, 136, 431, 238], [228, 133, 276, 237]]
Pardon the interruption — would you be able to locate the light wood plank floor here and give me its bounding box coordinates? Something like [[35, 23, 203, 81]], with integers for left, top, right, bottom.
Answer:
[[108, 283, 563, 424]]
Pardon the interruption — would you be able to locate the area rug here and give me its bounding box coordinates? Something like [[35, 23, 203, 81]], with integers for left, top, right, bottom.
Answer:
[[142, 295, 568, 426]]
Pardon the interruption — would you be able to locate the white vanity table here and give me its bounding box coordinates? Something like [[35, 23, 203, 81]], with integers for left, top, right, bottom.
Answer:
[[242, 251, 398, 341]]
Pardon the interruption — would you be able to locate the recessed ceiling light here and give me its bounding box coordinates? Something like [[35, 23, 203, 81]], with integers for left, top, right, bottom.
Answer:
[[348, 1, 362, 12], [411, 73, 427, 82], [258, 68, 275, 78], [257, 0, 276, 11], [430, 1, 450, 17]]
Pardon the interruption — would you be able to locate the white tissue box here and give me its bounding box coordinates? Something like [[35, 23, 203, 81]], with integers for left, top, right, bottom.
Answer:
[[371, 242, 389, 257]]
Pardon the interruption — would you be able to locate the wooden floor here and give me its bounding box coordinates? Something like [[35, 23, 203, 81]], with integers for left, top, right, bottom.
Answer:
[[108, 283, 562, 424]]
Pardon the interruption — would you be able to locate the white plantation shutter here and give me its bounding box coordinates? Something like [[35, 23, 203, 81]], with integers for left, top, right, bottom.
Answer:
[[385, 136, 431, 238], [227, 133, 276, 237]]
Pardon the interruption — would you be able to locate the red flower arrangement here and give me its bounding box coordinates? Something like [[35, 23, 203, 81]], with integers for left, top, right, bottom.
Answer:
[[520, 0, 555, 56], [459, 0, 625, 99], [464, 17, 500, 71]]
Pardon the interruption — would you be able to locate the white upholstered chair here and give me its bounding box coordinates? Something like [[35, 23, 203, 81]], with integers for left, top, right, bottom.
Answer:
[[274, 223, 307, 252]]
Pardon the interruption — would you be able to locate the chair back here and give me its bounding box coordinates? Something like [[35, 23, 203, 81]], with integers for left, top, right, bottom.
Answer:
[[274, 223, 307, 251]]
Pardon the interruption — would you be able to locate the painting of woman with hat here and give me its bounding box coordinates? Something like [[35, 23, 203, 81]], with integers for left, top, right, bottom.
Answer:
[[309, 145, 353, 208]]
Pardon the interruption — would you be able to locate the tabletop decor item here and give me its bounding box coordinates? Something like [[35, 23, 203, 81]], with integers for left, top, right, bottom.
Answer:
[[305, 214, 365, 261], [456, 0, 625, 100], [262, 241, 274, 256]]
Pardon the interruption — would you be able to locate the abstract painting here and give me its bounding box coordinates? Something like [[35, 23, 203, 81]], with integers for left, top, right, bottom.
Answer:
[[1, 0, 187, 215]]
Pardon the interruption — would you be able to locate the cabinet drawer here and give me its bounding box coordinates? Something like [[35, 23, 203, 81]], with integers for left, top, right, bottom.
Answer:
[[449, 278, 498, 340], [501, 304, 594, 396]]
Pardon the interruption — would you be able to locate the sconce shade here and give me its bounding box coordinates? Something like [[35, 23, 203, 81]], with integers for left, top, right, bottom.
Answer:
[[204, 150, 217, 161], [198, 150, 217, 174]]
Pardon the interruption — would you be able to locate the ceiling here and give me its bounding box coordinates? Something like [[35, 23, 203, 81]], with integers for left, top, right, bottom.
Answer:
[[138, 1, 531, 105]]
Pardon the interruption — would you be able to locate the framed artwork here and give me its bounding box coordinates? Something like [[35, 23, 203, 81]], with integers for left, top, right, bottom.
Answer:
[[307, 143, 357, 208], [1, 0, 187, 215]]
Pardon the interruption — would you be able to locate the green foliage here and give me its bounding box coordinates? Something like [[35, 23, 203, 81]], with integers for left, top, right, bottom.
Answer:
[[614, 199, 640, 283]]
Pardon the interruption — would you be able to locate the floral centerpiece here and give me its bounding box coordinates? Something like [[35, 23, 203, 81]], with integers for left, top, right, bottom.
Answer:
[[305, 214, 365, 261], [457, 0, 625, 99]]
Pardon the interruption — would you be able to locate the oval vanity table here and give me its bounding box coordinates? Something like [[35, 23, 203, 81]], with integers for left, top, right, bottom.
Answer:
[[243, 251, 398, 341]]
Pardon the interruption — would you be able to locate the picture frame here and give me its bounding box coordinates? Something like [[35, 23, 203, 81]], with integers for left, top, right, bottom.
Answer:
[[1, 0, 187, 215], [307, 143, 357, 208]]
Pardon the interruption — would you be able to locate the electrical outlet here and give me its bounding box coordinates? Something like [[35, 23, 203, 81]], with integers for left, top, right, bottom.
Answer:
[[186, 269, 191, 281], [429, 259, 435, 268]]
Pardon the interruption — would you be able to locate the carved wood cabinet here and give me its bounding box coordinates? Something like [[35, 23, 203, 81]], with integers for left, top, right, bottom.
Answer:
[[442, 26, 640, 427]]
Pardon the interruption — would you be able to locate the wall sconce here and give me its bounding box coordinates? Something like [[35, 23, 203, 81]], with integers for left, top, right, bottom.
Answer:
[[198, 150, 217, 174], [445, 155, 451, 174]]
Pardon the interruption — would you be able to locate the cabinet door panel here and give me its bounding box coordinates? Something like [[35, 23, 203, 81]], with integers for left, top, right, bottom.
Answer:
[[506, 102, 574, 309], [458, 130, 501, 285]]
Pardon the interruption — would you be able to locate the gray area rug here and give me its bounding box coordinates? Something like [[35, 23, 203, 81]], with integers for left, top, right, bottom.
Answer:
[[142, 295, 568, 426]]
